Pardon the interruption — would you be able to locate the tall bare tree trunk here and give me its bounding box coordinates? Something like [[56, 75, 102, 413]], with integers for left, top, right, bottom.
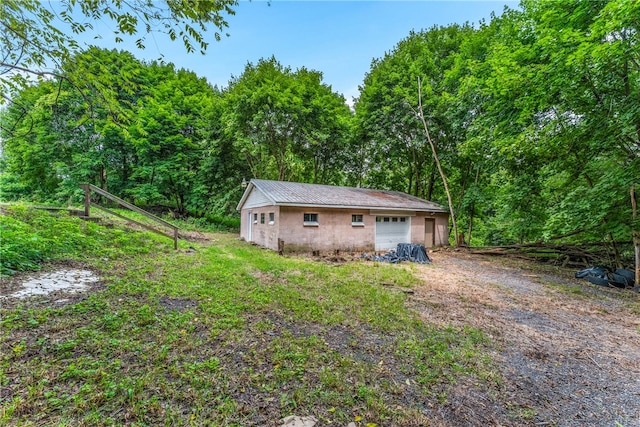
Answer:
[[416, 77, 458, 246], [632, 185, 640, 286], [467, 167, 480, 246]]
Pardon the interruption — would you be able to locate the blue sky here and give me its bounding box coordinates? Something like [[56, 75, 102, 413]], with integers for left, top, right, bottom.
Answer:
[[71, 1, 518, 104]]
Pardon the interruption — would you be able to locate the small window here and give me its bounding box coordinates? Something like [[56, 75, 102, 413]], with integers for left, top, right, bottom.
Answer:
[[352, 214, 364, 226], [253, 213, 258, 224], [400, 217, 406, 222], [392, 217, 398, 222], [383, 217, 390, 222], [303, 213, 319, 226], [269, 212, 275, 224], [376, 217, 381, 222], [304, 213, 317, 222], [260, 213, 265, 224]]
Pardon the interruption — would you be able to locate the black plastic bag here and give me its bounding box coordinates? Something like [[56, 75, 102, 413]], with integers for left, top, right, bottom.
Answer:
[[363, 243, 431, 264]]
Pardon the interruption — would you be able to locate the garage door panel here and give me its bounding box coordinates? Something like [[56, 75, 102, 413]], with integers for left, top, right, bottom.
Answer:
[[375, 217, 410, 251]]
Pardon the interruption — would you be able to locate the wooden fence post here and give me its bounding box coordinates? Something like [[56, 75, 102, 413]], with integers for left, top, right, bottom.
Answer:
[[82, 184, 90, 217], [79, 183, 180, 250]]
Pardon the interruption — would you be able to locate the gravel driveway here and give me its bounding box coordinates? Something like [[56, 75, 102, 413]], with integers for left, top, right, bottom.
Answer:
[[410, 251, 640, 427]]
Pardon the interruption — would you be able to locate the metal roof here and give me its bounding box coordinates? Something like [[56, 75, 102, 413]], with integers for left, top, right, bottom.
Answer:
[[237, 179, 449, 213]]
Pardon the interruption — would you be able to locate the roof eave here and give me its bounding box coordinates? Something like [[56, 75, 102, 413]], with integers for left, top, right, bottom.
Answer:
[[236, 180, 280, 211], [236, 182, 255, 211], [273, 202, 448, 213]]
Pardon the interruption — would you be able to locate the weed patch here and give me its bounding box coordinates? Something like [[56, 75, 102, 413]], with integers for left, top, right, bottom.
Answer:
[[0, 205, 165, 276]]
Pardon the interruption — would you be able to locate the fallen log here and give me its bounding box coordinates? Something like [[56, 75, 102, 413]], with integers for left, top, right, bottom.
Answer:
[[466, 242, 634, 269]]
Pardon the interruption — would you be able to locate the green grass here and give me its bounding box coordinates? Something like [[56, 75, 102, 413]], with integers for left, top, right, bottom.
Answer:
[[0, 205, 170, 276], [542, 280, 591, 298], [1, 206, 494, 426]]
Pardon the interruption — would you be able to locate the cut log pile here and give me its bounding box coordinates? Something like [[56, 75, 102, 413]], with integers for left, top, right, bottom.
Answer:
[[442, 242, 639, 291], [455, 242, 634, 269]]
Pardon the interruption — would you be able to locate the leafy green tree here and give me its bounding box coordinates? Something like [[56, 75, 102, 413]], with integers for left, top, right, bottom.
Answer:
[[291, 67, 353, 184], [1, 49, 213, 212], [354, 45, 427, 193], [355, 25, 477, 246], [1, 0, 238, 108], [0, 82, 70, 201], [192, 86, 249, 216], [127, 65, 218, 215], [472, 0, 639, 252], [355, 25, 474, 197], [224, 57, 352, 183], [0, 49, 143, 202]]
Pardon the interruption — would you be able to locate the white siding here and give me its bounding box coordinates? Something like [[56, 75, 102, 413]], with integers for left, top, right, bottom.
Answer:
[[243, 188, 273, 209]]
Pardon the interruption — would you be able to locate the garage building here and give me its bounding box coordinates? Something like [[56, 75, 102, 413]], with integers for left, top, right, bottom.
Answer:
[[237, 179, 450, 253]]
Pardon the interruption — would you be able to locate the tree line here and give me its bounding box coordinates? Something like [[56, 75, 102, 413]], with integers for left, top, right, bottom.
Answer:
[[1, 0, 638, 257]]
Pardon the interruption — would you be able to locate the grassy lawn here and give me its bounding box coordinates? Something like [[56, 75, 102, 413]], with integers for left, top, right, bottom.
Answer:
[[1, 206, 493, 426]]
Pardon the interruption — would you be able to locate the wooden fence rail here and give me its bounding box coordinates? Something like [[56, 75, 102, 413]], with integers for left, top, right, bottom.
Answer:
[[80, 183, 179, 250]]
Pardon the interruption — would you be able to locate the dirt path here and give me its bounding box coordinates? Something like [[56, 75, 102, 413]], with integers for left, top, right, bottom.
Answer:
[[410, 251, 640, 426]]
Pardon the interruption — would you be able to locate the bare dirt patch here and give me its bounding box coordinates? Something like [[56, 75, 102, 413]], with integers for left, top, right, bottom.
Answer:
[[411, 250, 640, 426], [159, 296, 198, 312], [0, 261, 105, 308], [178, 229, 220, 244]]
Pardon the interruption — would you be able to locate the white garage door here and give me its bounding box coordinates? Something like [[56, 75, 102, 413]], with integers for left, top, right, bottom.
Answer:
[[375, 216, 410, 251]]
